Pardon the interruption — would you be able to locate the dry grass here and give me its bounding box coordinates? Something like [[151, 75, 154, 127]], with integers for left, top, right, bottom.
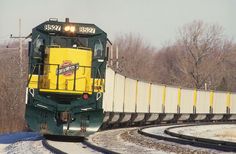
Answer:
[[216, 129, 236, 139]]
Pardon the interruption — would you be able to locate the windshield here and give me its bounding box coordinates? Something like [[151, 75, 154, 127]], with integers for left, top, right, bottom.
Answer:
[[50, 36, 89, 48]]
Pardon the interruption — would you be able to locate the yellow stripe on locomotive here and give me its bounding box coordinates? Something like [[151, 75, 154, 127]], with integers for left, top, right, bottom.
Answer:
[[28, 47, 104, 94]]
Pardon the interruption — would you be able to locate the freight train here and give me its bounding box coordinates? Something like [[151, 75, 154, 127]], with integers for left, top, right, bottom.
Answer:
[[102, 68, 236, 127], [26, 18, 236, 137]]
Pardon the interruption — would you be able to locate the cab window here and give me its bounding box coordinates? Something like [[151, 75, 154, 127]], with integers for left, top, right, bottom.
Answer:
[[94, 40, 103, 58], [33, 37, 45, 58]]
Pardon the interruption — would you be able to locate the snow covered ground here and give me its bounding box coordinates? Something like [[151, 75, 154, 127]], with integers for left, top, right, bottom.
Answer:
[[47, 140, 102, 154], [0, 132, 101, 154], [0, 132, 51, 154]]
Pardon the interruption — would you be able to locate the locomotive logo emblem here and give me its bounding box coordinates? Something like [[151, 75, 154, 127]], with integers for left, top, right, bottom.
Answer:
[[56, 60, 79, 76]]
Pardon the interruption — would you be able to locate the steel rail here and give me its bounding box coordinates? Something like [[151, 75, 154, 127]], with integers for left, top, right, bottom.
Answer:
[[83, 139, 119, 154], [42, 135, 118, 154], [42, 139, 67, 154], [165, 122, 236, 152], [138, 123, 193, 144], [139, 122, 236, 152], [42, 121, 236, 153]]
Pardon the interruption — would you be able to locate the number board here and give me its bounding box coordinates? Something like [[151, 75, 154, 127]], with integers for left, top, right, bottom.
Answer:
[[78, 26, 96, 34], [44, 24, 62, 31]]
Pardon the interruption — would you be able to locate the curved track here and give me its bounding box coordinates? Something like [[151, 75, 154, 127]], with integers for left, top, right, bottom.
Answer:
[[139, 122, 236, 152], [83, 126, 221, 153], [42, 139, 66, 154], [42, 135, 117, 154], [41, 122, 236, 153]]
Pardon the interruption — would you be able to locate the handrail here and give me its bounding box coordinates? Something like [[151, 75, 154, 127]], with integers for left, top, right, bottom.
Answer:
[[66, 76, 86, 81], [28, 63, 91, 68], [48, 45, 61, 48], [28, 62, 105, 93], [74, 46, 91, 51], [27, 65, 36, 86], [29, 63, 92, 92]]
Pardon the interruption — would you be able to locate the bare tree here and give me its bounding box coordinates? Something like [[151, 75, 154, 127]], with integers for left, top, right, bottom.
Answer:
[[151, 21, 233, 91], [151, 46, 182, 85], [219, 43, 236, 91], [112, 33, 156, 81], [175, 21, 232, 89]]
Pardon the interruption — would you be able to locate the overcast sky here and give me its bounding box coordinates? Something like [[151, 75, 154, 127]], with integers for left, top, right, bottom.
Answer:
[[0, 0, 235, 48]]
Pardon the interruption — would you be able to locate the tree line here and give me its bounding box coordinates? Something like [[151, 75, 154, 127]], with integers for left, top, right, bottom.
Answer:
[[111, 21, 236, 92]]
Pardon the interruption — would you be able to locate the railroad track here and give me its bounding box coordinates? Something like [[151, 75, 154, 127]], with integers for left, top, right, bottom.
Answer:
[[88, 125, 222, 153], [41, 122, 236, 153], [139, 122, 236, 152], [42, 135, 117, 154]]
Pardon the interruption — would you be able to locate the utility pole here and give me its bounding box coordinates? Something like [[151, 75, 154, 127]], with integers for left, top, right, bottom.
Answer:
[[10, 19, 29, 108], [19, 19, 23, 78], [10, 19, 26, 78], [110, 46, 113, 66]]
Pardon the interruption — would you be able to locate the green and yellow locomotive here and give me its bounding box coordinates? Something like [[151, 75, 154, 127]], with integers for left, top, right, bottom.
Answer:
[[25, 18, 108, 136]]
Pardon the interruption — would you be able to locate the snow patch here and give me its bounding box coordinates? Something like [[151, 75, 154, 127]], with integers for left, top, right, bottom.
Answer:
[[0, 132, 43, 144], [4, 140, 52, 154], [0, 132, 50, 154]]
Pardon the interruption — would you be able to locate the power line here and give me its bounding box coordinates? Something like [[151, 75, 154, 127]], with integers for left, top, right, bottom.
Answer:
[[0, 49, 18, 53], [0, 48, 19, 50], [0, 52, 17, 56]]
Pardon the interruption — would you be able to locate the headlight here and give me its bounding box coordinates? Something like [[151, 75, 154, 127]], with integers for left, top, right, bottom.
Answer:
[[64, 26, 70, 31], [70, 26, 75, 32], [64, 25, 76, 32]]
